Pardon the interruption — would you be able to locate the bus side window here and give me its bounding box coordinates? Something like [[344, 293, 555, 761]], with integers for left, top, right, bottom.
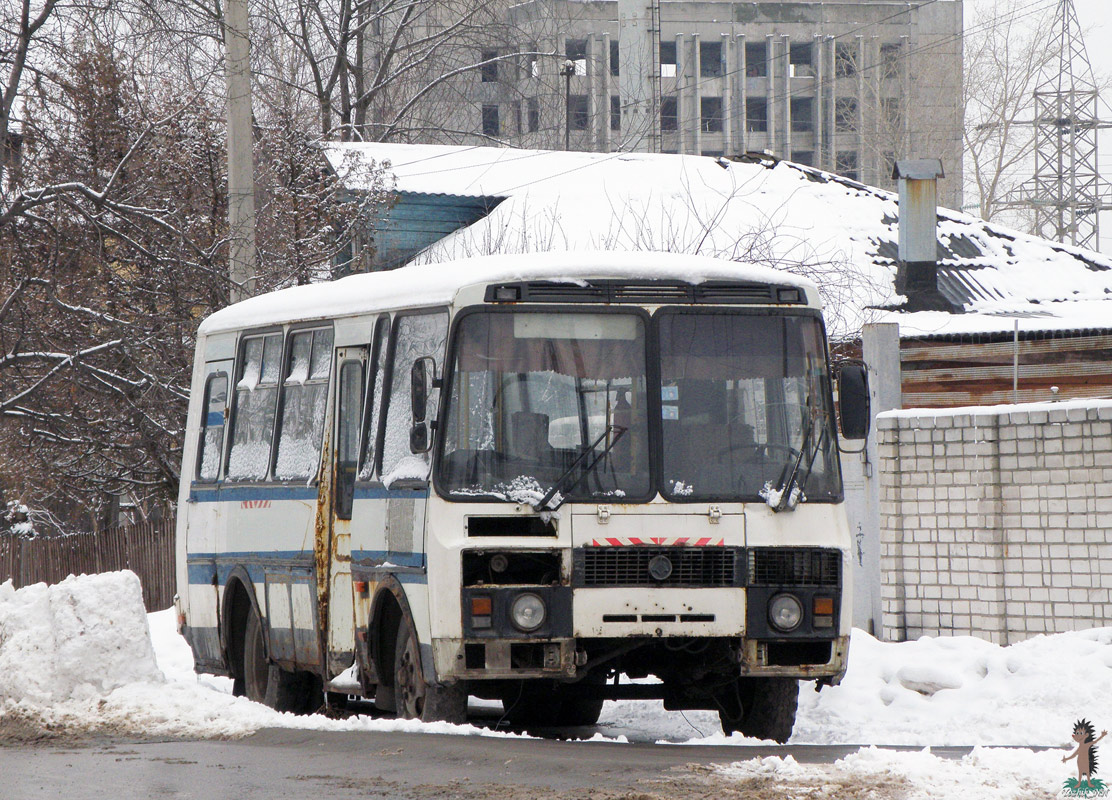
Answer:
[[274, 327, 334, 480], [197, 372, 228, 480], [358, 317, 390, 482], [336, 359, 364, 520], [227, 332, 283, 480], [380, 312, 449, 487]]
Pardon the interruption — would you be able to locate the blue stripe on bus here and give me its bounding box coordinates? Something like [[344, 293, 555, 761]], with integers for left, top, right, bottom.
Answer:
[[187, 551, 314, 585], [188, 550, 427, 584], [351, 550, 426, 570], [188, 483, 429, 502]]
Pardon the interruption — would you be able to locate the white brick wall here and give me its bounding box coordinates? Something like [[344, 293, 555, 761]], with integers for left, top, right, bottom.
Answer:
[[878, 399, 1112, 643]]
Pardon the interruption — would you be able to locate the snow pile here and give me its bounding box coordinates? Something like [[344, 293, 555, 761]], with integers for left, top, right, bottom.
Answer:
[[3, 570, 1110, 763], [0, 572, 162, 705], [0, 572, 527, 740], [714, 747, 1065, 800], [794, 628, 1112, 747], [646, 628, 1112, 747]]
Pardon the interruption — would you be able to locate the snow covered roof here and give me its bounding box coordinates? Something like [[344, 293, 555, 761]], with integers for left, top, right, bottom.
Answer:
[[198, 250, 817, 335], [324, 143, 1112, 341]]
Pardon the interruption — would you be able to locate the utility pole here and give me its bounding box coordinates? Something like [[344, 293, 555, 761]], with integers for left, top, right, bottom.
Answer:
[[224, 0, 257, 303], [1002, 0, 1112, 250]]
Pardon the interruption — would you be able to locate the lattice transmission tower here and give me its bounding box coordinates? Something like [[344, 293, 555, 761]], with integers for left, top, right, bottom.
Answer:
[[1005, 0, 1112, 250]]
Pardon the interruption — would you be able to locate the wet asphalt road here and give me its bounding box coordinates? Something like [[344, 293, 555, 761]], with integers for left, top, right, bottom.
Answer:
[[2, 728, 980, 800]]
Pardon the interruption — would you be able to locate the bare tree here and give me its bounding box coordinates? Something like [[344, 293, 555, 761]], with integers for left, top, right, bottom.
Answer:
[[962, 0, 1059, 228], [0, 12, 382, 522]]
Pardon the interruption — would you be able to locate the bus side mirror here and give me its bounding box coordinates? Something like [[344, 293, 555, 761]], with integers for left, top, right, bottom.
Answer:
[[411, 359, 429, 423], [836, 361, 870, 440], [410, 357, 438, 454]]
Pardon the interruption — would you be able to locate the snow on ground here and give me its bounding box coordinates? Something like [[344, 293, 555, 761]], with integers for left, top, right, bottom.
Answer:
[[2, 571, 1109, 798], [712, 747, 1068, 800]]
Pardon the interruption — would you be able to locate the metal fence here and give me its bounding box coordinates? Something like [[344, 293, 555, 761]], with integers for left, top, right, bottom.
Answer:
[[0, 517, 176, 611]]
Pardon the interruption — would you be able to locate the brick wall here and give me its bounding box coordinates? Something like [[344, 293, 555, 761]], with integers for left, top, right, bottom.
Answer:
[[878, 399, 1112, 643]]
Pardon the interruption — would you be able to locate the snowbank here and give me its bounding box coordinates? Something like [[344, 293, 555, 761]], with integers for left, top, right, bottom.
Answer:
[[2, 572, 1108, 759], [650, 628, 1112, 748], [714, 747, 1066, 800], [0, 572, 528, 740]]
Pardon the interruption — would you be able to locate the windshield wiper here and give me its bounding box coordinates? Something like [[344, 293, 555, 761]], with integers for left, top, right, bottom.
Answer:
[[533, 425, 627, 512], [770, 399, 826, 513]]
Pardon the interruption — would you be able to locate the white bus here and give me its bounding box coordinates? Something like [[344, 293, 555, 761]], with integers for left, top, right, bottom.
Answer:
[[175, 251, 868, 741]]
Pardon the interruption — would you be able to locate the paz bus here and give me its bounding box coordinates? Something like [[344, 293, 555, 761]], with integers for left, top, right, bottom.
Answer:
[[175, 251, 868, 741]]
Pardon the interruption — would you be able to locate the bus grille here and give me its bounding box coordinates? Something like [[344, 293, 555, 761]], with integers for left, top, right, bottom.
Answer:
[[574, 546, 741, 587], [748, 548, 841, 587]]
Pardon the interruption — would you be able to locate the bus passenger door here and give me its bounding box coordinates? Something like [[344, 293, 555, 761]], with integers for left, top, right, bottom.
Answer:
[[323, 345, 367, 677]]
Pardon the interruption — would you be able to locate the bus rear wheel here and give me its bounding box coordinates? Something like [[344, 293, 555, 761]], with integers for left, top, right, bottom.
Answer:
[[243, 610, 320, 714], [718, 677, 798, 744], [393, 621, 466, 723]]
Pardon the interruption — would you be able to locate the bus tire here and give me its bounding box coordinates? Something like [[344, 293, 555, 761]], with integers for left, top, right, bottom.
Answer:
[[393, 621, 466, 723], [243, 610, 319, 714], [718, 677, 798, 744]]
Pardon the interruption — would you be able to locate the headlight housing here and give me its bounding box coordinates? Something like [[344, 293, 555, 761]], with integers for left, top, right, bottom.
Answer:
[[509, 592, 546, 632], [768, 593, 803, 633]]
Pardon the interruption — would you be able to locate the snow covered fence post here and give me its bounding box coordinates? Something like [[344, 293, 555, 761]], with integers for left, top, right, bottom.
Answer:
[[878, 398, 1112, 643]]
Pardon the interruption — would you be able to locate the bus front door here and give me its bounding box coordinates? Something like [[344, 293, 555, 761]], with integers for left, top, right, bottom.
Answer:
[[319, 345, 367, 677]]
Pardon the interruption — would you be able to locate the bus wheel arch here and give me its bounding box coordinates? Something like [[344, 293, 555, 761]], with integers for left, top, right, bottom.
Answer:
[[220, 571, 258, 697], [368, 579, 465, 723]]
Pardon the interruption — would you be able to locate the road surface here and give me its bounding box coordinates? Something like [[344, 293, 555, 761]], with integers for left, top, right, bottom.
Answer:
[[2, 727, 978, 800]]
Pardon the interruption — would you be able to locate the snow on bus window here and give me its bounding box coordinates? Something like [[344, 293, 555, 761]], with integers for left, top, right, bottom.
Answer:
[[358, 319, 390, 481], [198, 373, 228, 480], [380, 312, 448, 487], [275, 328, 333, 480], [228, 333, 282, 479]]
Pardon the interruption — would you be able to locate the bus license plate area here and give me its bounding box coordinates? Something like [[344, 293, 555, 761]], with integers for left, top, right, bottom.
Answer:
[[572, 588, 745, 638]]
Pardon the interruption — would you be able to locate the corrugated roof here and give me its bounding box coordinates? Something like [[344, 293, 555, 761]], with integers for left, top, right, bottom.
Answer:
[[323, 142, 1112, 340]]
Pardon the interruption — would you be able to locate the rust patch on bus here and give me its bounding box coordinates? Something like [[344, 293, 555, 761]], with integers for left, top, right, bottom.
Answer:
[[313, 425, 335, 667]]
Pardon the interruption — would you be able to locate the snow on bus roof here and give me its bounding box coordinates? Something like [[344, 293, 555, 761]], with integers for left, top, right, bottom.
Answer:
[[197, 251, 818, 335]]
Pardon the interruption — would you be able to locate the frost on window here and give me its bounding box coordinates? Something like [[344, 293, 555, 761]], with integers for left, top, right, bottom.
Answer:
[[380, 312, 448, 487], [198, 373, 228, 480], [275, 327, 334, 480], [358, 320, 390, 481], [228, 333, 283, 479]]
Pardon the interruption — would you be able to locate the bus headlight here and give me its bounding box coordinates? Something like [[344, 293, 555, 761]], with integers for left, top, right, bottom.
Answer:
[[768, 593, 803, 632], [509, 592, 546, 632]]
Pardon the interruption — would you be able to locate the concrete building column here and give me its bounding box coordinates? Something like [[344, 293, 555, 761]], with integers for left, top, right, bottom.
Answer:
[[723, 33, 734, 155], [602, 32, 613, 152], [675, 33, 687, 153], [780, 34, 791, 158], [737, 33, 747, 154], [765, 34, 777, 152], [690, 33, 702, 155]]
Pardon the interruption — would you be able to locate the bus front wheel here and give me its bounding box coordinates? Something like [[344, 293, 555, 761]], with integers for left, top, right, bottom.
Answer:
[[718, 677, 798, 744], [243, 610, 319, 714], [393, 621, 466, 723]]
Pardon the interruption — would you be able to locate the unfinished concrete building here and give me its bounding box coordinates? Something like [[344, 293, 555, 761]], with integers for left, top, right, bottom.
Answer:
[[456, 0, 963, 207]]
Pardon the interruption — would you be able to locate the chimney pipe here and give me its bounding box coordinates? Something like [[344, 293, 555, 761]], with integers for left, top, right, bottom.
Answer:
[[892, 158, 952, 311]]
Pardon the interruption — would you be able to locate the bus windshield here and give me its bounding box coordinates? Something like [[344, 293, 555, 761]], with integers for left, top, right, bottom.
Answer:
[[437, 307, 841, 504], [658, 310, 841, 502], [439, 311, 651, 504]]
